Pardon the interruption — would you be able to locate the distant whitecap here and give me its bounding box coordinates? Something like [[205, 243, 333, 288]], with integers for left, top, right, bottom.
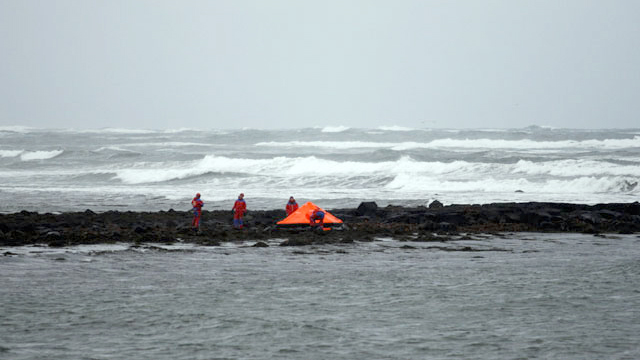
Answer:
[[20, 150, 64, 161], [321, 126, 350, 133]]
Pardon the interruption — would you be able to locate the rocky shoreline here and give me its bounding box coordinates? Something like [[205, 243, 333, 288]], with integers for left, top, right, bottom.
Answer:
[[1, 201, 639, 248]]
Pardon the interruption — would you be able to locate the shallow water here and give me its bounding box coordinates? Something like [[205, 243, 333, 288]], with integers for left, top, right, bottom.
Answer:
[[2, 233, 640, 359]]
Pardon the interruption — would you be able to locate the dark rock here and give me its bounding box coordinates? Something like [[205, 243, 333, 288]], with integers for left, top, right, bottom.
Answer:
[[2, 201, 640, 246], [10, 230, 27, 240], [133, 226, 147, 234], [578, 212, 602, 225], [44, 231, 62, 240], [539, 221, 557, 231], [48, 236, 67, 247], [356, 202, 378, 216], [279, 238, 313, 246], [598, 210, 622, 220], [200, 240, 221, 246], [437, 222, 457, 231], [418, 221, 438, 231], [429, 200, 443, 209], [502, 212, 522, 223], [252, 241, 269, 247]]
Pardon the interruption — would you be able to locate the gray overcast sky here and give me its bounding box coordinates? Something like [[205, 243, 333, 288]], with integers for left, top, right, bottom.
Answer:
[[1, 0, 639, 130]]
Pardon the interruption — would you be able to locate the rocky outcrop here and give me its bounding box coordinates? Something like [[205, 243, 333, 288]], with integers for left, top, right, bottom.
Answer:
[[1, 201, 639, 247]]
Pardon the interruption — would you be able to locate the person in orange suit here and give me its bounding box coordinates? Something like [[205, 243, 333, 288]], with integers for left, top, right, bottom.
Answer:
[[232, 193, 247, 229], [191, 193, 204, 232], [285, 196, 299, 215], [309, 208, 325, 229]]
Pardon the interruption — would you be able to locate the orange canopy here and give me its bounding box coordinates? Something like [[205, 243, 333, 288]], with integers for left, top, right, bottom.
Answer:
[[276, 202, 343, 226]]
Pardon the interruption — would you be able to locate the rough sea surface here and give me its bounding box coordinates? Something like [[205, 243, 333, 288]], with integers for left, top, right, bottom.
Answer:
[[1, 125, 639, 212], [2, 125, 640, 359], [2, 234, 640, 359]]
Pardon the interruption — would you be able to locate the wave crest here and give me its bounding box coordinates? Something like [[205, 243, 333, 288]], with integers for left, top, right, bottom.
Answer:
[[20, 150, 64, 161]]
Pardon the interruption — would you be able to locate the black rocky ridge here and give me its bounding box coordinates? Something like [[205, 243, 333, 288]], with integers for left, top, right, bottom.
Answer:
[[1, 201, 639, 247]]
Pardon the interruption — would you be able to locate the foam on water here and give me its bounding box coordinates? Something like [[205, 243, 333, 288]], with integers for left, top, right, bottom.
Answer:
[[0, 150, 23, 158], [320, 125, 350, 133], [257, 137, 640, 150], [19, 150, 64, 161], [378, 125, 414, 131], [1, 127, 639, 212], [0, 126, 34, 133]]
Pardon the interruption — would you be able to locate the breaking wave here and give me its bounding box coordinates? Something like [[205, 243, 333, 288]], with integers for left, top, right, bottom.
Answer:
[[378, 125, 414, 131], [0, 150, 24, 158], [0, 126, 35, 133], [20, 150, 64, 161], [3, 127, 640, 211], [256, 137, 640, 150], [321, 126, 350, 133], [110, 155, 639, 196]]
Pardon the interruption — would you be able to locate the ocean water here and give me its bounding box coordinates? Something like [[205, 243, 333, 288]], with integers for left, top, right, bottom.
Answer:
[[1, 234, 640, 359], [3, 126, 640, 359], [1, 125, 639, 213]]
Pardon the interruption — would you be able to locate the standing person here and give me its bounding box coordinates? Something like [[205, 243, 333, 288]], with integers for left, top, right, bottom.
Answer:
[[191, 193, 204, 232], [232, 193, 247, 229], [309, 208, 325, 229], [285, 196, 299, 215]]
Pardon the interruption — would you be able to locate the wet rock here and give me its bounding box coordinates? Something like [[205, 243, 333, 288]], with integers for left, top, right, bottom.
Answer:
[[200, 239, 221, 246], [429, 200, 443, 209], [48, 236, 67, 247], [578, 212, 602, 225], [597, 210, 622, 220], [133, 225, 147, 234], [356, 202, 378, 216], [44, 231, 62, 241], [252, 241, 269, 247], [437, 222, 457, 231], [279, 238, 313, 246], [1, 201, 639, 247]]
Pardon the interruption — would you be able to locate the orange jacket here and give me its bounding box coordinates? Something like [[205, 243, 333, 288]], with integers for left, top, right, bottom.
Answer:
[[286, 201, 299, 215], [233, 199, 246, 215]]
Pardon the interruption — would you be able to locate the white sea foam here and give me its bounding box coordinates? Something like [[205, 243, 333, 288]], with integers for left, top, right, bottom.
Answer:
[[3, 127, 640, 212], [378, 126, 414, 131], [512, 159, 640, 177], [0, 150, 23, 158], [94, 146, 141, 154], [422, 137, 640, 149], [117, 142, 213, 148], [385, 173, 638, 195], [321, 126, 350, 133], [109, 155, 640, 198], [256, 137, 640, 150], [92, 128, 157, 134], [255, 140, 397, 149], [162, 128, 198, 133], [20, 150, 64, 161], [0, 126, 34, 133]]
